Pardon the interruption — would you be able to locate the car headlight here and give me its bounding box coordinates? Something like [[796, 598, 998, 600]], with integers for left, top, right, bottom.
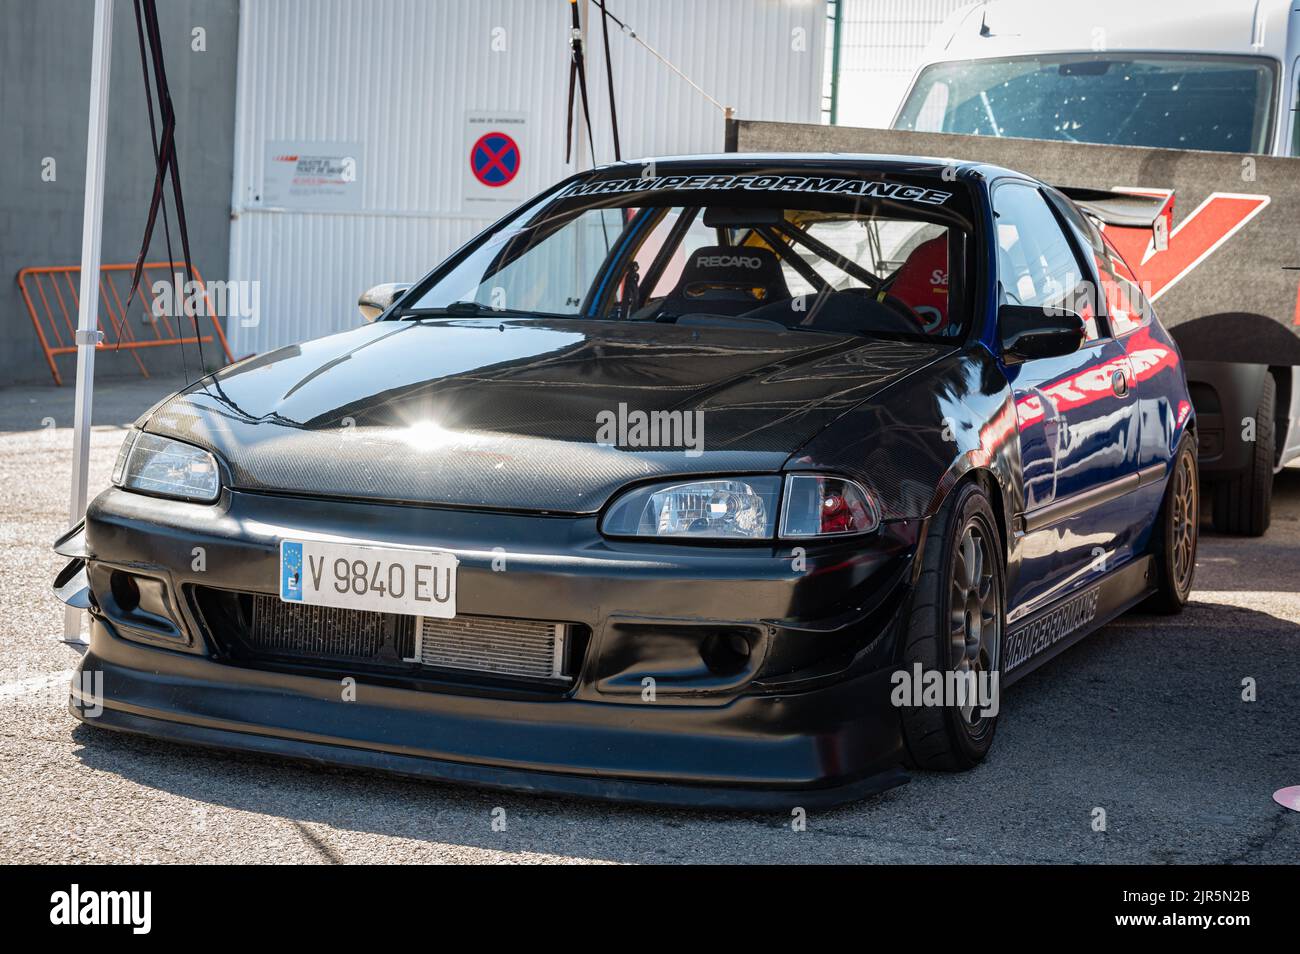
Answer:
[[602, 477, 781, 539], [113, 431, 221, 503], [601, 474, 879, 540]]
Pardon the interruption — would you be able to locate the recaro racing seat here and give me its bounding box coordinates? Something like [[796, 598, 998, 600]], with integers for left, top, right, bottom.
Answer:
[[656, 245, 791, 319]]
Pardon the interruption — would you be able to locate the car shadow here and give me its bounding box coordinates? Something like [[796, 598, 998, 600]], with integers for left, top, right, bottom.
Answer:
[[1194, 466, 1300, 594], [66, 593, 1298, 864], [67, 720, 847, 863]]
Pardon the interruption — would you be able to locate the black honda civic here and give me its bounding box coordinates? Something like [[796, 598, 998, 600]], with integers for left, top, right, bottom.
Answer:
[[54, 155, 1198, 808]]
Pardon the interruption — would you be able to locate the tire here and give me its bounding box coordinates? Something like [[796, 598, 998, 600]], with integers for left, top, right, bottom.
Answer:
[[1211, 373, 1274, 537], [899, 480, 1005, 771], [1142, 435, 1199, 615]]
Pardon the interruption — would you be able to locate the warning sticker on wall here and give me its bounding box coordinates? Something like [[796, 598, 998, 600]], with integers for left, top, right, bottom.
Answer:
[[262, 141, 362, 211], [463, 112, 528, 206]]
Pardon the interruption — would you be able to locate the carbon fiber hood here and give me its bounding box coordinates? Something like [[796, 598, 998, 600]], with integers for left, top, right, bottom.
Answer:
[[144, 318, 942, 513]]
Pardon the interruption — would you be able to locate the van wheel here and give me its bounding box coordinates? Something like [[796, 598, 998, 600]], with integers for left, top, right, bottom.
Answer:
[[899, 481, 1004, 771], [1211, 373, 1273, 537], [1142, 435, 1199, 614]]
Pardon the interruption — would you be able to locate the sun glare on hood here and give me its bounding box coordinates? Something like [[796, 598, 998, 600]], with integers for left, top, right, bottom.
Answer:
[[394, 419, 465, 453]]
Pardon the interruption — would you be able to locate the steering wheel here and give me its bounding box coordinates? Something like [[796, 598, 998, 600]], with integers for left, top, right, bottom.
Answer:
[[835, 285, 930, 331]]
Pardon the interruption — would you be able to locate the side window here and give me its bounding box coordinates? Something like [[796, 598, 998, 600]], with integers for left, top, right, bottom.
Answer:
[[1045, 189, 1107, 261], [1046, 190, 1153, 337], [1098, 233, 1155, 336], [992, 182, 1100, 341]]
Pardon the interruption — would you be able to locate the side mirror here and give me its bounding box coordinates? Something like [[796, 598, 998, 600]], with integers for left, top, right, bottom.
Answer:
[[999, 304, 1087, 363], [357, 283, 412, 322]]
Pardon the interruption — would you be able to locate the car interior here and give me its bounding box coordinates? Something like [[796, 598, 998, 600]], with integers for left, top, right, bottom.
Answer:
[[613, 204, 965, 340]]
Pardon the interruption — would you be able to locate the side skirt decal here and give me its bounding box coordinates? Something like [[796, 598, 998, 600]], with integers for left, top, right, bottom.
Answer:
[[1001, 556, 1154, 687], [1004, 587, 1100, 676]]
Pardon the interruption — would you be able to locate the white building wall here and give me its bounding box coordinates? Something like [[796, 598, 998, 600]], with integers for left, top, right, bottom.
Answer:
[[832, 0, 968, 129], [227, 0, 826, 356]]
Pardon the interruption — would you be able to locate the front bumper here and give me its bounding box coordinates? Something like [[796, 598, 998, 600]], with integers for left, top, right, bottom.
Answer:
[[74, 623, 907, 809], [65, 486, 919, 809]]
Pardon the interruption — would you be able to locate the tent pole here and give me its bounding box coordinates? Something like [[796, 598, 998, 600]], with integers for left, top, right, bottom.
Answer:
[[64, 0, 116, 644]]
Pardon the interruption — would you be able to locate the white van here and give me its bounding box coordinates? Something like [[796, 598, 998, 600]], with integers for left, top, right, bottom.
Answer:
[[890, 0, 1300, 534]]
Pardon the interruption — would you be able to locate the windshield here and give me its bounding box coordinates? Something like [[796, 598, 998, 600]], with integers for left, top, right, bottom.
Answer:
[[403, 170, 974, 342], [895, 54, 1276, 154]]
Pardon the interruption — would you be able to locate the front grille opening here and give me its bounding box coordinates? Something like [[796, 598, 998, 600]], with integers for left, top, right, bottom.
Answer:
[[190, 587, 586, 691], [417, 615, 567, 680], [252, 595, 415, 664]]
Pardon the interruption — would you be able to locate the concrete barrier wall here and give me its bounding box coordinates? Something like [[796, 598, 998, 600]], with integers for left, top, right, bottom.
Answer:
[[728, 119, 1300, 367]]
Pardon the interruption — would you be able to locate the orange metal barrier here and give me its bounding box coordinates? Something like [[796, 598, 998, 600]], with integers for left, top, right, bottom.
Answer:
[[16, 262, 235, 385]]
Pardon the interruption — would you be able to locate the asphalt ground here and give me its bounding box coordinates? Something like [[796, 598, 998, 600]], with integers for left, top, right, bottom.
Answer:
[[1, 374, 1296, 863]]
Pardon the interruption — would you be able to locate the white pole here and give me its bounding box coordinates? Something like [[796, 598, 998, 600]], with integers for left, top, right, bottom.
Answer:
[[64, 0, 115, 643]]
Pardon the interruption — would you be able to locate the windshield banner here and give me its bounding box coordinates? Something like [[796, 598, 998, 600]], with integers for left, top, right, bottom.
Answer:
[[558, 173, 953, 206]]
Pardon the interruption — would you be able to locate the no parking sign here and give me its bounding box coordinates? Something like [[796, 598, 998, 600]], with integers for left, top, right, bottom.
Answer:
[[463, 111, 528, 205], [470, 131, 520, 187]]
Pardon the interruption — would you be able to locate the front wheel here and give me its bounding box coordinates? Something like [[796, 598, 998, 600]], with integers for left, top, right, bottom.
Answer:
[[899, 481, 1005, 771]]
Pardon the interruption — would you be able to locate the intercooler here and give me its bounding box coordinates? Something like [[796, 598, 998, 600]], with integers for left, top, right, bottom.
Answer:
[[240, 593, 570, 683], [415, 615, 566, 681]]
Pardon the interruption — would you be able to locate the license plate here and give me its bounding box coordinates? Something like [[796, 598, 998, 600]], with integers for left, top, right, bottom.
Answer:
[[279, 540, 458, 618]]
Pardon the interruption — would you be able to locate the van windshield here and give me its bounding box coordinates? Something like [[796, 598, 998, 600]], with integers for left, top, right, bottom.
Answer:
[[895, 53, 1276, 154]]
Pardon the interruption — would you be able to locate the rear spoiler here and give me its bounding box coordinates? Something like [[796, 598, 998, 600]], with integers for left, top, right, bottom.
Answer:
[[1056, 186, 1174, 251]]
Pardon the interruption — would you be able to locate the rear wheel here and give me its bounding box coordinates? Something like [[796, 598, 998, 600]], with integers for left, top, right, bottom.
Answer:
[[1143, 436, 1199, 614], [1211, 373, 1274, 537], [899, 481, 1004, 771]]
